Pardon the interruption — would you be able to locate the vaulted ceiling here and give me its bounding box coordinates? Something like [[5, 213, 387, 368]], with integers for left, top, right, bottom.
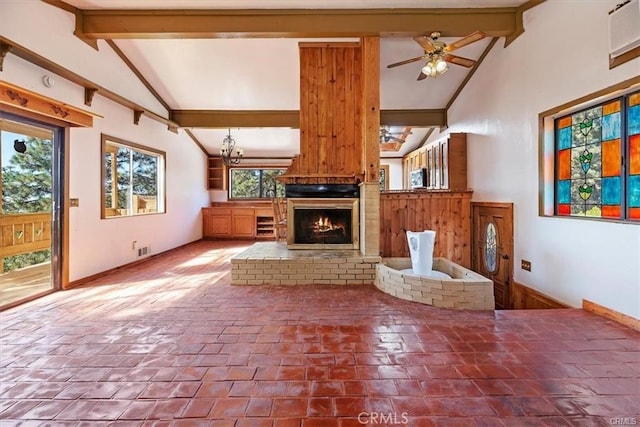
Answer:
[[51, 0, 535, 158]]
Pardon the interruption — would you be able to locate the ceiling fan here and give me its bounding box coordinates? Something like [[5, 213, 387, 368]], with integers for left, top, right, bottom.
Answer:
[[380, 126, 412, 143], [387, 31, 486, 80]]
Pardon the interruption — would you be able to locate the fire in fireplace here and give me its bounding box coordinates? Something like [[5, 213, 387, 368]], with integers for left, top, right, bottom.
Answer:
[[286, 198, 359, 249], [294, 208, 352, 245]]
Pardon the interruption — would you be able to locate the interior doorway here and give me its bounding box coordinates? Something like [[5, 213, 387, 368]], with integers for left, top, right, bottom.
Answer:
[[472, 202, 514, 310], [0, 114, 64, 309]]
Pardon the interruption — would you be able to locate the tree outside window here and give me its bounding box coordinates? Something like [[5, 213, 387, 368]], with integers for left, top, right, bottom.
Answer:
[[102, 135, 165, 218], [229, 168, 286, 199]]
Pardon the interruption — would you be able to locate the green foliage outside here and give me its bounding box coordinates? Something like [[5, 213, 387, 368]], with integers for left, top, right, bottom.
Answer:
[[3, 249, 51, 273], [1, 136, 53, 273], [104, 144, 158, 213], [2, 137, 52, 213], [230, 168, 285, 199]]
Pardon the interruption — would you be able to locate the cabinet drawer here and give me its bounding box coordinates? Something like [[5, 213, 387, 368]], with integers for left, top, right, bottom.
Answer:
[[232, 208, 255, 215], [205, 208, 232, 215]]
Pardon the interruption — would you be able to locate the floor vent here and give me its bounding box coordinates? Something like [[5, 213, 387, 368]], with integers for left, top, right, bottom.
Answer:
[[137, 246, 151, 258]]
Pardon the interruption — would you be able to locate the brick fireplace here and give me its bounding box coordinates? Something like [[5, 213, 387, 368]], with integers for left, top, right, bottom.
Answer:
[[230, 40, 381, 286]]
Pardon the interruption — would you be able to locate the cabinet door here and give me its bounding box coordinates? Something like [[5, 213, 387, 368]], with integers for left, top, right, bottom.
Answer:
[[232, 215, 255, 237], [403, 158, 410, 189], [203, 213, 232, 237], [433, 145, 440, 188], [426, 148, 434, 188], [210, 216, 232, 236], [440, 139, 449, 189]]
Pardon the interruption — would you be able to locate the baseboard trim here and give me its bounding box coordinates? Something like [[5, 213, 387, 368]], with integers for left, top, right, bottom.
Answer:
[[583, 299, 640, 332], [512, 281, 570, 309], [65, 239, 202, 290]]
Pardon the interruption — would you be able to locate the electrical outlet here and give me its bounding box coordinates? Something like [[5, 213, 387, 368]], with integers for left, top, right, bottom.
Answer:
[[69, 198, 79, 207], [521, 259, 532, 271]]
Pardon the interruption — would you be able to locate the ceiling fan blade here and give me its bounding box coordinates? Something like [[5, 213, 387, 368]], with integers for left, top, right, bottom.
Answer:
[[413, 36, 436, 52], [444, 31, 486, 52], [387, 54, 429, 68], [389, 136, 405, 143], [444, 54, 476, 68], [417, 71, 427, 81]]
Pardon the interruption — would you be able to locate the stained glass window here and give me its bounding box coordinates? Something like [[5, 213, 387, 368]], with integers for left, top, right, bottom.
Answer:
[[484, 222, 497, 273], [628, 92, 640, 220], [555, 90, 639, 222]]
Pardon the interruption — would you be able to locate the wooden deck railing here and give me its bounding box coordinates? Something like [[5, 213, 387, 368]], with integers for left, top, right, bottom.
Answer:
[[0, 212, 52, 259]]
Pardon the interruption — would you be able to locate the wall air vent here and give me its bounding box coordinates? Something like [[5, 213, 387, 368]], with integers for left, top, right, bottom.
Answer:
[[609, 0, 640, 58], [137, 246, 151, 258]]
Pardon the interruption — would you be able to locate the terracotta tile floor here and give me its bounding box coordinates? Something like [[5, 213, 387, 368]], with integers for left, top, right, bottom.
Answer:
[[1, 240, 639, 426]]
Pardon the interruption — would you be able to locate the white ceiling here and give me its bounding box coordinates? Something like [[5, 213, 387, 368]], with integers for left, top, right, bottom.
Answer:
[[62, 0, 519, 157]]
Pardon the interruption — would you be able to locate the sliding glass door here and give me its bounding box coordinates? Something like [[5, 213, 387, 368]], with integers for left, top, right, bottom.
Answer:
[[0, 114, 63, 308]]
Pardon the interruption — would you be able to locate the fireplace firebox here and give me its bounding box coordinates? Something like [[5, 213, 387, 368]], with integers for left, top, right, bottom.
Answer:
[[287, 198, 359, 249]]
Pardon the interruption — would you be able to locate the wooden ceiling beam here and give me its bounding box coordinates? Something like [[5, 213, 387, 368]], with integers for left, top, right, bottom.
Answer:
[[380, 109, 446, 127], [173, 110, 300, 128], [76, 8, 518, 39], [173, 109, 446, 128]]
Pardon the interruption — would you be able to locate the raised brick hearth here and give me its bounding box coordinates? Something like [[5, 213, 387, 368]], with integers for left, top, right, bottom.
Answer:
[[231, 242, 380, 285], [375, 258, 495, 310]]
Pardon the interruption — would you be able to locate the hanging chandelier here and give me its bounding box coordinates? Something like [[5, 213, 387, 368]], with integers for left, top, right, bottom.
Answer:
[[219, 128, 243, 166]]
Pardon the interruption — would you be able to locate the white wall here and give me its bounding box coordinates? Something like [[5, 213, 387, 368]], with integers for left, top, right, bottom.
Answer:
[[380, 158, 403, 190], [1, 4, 209, 282], [447, 0, 640, 318], [0, 1, 168, 117]]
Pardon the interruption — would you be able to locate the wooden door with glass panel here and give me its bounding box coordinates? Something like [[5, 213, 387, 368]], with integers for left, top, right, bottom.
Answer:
[[472, 203, 514, 310]]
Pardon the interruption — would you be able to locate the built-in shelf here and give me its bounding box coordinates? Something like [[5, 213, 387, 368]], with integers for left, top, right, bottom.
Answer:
[[207, 157, 227, 190], [256, 215, 275, 239]]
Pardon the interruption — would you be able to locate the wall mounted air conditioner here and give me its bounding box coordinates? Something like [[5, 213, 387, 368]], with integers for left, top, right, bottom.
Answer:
[[609, 0, 640, 58]]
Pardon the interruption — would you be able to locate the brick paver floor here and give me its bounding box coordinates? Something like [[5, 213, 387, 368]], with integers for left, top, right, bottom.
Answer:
[[1, 241, 639, 425]]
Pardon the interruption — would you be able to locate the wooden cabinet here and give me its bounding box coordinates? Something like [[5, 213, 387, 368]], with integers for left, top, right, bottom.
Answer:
[[232, 209, 255, 237], [202, 205, 275, 240], [403, 132, 467, 190], [441, 133, 467, 190], [203, 208, 232, 237], [207, 157, 227, 190]]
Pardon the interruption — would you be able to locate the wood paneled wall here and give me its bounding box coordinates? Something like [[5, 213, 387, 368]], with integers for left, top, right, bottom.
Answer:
[[380, 191, 472, 268], [512, 282, 569, 309], [281, 42, 363, 184]]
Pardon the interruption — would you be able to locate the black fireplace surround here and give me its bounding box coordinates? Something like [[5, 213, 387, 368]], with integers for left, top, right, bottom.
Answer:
[[285, 184, 359, 198]]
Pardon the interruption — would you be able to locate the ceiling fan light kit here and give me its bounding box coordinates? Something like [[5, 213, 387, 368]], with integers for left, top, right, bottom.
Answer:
[[421, 56, 449, 78]]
